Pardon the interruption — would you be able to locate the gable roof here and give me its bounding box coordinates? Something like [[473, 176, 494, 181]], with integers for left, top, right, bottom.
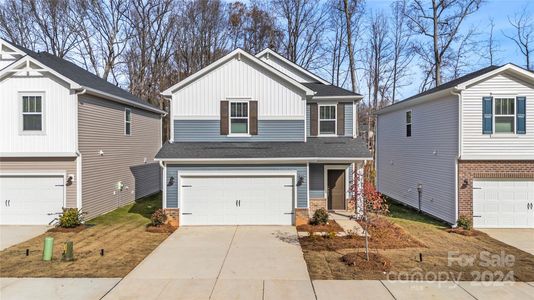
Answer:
[[302, 82, 362, 99], [377, 63, 534, 115], [256, 48, 330, 85], [161, 48, 315, 97], [1, 39, 165, 114]]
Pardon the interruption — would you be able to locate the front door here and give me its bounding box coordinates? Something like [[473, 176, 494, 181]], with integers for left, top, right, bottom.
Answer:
[[327, 170, 345, 210]]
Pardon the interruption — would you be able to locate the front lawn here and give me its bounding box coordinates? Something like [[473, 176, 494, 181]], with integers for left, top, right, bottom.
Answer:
[[300, 203, 534, 281], [0, 193, 170, 278]]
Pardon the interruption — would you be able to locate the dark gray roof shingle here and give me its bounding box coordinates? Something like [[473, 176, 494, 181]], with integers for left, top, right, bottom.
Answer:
[[302, 82, 362, 97], [156, 137, 371, 159], [10, 43, 162, 112]]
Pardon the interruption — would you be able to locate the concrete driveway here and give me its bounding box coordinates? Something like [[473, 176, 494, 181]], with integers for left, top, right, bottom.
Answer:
[[103, 226, 315, 300], [0, 225, 49, 250], [480, 229, 534, 255]]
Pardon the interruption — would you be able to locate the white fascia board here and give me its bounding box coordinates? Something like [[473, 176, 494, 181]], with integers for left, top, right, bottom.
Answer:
[[376, 89, 453, 115], [311, 95, 363, 101], [0, 39, 27, 56], [82, 87, 166, 115], [0, 56, 82, 89], [256, 48, 330, 85], [459, 155, 534, 161], [0, 152, 78, 157], [457, 63, 534, 89], [162, 49, 315, 97], [155, 157, 373, 164]]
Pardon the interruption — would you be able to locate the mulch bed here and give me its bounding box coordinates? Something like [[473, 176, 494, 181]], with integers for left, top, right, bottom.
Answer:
[[48, 225, 88, 233], [342, 252, 391, 272], [300, 217, 425, 251], [445, 228, 486, 237], [146, 223, 177, 233], [297, 220, 344, 233]]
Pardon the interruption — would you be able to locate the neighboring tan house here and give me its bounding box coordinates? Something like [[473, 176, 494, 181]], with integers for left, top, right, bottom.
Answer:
[[157, 48, 372, 226], [376, 64, 534, 228], [0, 39, 165, 224]]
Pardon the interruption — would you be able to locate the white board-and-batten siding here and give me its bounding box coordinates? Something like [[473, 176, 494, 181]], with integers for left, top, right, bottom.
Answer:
[[258, 55, 318, 83], [171, 56, 306, 123], [0, 74, 77, 155], [377, 95, 459, 224], [461, 73, 534, 160]]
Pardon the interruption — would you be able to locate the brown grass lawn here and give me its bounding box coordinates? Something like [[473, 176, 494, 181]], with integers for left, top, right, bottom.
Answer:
[[0, 193, 170, 278], [301, 203, 534, 281]]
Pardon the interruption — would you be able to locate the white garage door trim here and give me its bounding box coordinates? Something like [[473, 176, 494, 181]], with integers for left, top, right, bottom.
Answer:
[[0, 172, 67, 225], [473, 178, 534, 229], [178, 170, 297, 225]]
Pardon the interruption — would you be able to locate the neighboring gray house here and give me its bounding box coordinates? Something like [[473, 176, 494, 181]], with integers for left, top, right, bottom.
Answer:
[[157, 48, 371, 226], [0, 39, 165, 224], [376, 64, 534, 228]]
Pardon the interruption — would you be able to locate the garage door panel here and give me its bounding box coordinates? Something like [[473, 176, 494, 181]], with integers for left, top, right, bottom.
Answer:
[[473, 179, 533, 229], [180, 175, 294, 226]]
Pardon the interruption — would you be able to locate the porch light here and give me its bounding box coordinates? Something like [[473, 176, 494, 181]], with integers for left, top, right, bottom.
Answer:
[[167, 176, 175, 187], [296, 176, 304, 187]]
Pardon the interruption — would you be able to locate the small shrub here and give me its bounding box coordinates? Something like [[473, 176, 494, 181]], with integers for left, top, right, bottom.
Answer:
[[151, 209, 167, 226], [59, 208, 86, 228], [310, 208, 329, 225], [457, 214, 473, 230]]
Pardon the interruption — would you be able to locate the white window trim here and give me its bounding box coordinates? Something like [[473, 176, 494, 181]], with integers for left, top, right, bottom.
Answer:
[[228, 100, 250, 136], [405, 110, 412, 137], [19, 92, 45, 135], [493, 97, 516, 135], [125, 108, 132, 136], [318, 104, 337, 136]]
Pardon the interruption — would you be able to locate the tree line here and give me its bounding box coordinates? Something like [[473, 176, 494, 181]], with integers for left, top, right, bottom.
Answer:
[[1, 0, 532, 137]]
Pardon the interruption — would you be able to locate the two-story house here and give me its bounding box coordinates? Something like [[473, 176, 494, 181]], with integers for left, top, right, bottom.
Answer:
[[157, 48, 371, 226], [376, 64, 534, 228], [0, 39, 165, 224]]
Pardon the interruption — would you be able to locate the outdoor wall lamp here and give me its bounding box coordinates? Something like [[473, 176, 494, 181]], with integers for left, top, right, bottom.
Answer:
[[66, 176, 73, 187], [167, 176, 175, 187], [296, 176, 304, 187], [417, 183, 423, 213]]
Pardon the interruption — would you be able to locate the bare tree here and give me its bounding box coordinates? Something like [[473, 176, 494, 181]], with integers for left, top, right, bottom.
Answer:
[[326, 1, 348, 86], [342, 0, 360, 92], [367, 11, 392, 109], [405, 0, 482, 88], [483, 18, 501, 66], [504, 9, 534, 70], [390, 0, 414, 103], [271, 0, 328, 70], [0, 0, 37, 49]]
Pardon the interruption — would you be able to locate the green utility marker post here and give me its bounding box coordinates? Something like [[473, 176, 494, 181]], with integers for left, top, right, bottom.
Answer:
[[42, 237, 54, 261], [62, 241, 74, 261]]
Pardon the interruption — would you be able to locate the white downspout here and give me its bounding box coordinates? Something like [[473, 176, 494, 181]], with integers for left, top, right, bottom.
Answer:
[[450, 89, 462, 226], [160, 160, 167, 209], [74, 89, 86, 210]]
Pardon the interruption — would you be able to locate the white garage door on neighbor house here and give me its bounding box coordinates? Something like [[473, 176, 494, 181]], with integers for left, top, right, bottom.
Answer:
[[0, 175, 64, 225], [180, 175, 294, 226], [473, 179, 534, 228]]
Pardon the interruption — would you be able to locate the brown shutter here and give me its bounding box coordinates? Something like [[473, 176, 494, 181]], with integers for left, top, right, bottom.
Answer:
[[337, 103, 345, 136], [310, 103, 318, 136], [220, 100, 229, 135], [250, 101, 258, 135]]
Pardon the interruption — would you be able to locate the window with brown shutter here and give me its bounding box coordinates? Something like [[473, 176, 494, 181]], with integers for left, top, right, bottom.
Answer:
[[310, 103, 318, 136], [220, 100, 229, 135], [337, 103, 345, 136], [250, 101, 258, 135]]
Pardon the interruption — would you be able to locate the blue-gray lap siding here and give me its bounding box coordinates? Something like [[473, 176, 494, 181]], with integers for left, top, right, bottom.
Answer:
[[174, 120, 305, 142], [306, 102, 353, 137], [166, 164, 308, 209], [309, 163, 353, 199]]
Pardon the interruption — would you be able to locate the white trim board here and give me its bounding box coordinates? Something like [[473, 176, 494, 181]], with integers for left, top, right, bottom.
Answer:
[[323, 164, 351, 209]]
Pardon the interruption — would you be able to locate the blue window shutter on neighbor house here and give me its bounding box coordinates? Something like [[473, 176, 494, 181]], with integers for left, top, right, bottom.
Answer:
[[482, 96, 493, 134], [516, 96, 526, 134]]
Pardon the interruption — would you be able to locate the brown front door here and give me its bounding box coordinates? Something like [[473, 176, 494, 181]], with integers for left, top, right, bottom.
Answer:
[[327, 169, 345, 210]]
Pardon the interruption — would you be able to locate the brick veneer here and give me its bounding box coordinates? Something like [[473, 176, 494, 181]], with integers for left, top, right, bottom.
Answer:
[[164, 208, 180, 227], [310, 198, 327, 215], [295, 208, 309, 226], [458, 160, 534, 219]]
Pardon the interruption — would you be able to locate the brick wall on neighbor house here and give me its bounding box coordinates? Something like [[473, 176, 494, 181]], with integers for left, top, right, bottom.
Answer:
[[458, 160, 534, 218]]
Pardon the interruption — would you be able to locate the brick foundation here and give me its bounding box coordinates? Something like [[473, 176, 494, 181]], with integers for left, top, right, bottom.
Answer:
[[458, 160, 534, 221], [295, 208, 309, 226], [164, 208, 180, 227], [310, 198, 327, 216]]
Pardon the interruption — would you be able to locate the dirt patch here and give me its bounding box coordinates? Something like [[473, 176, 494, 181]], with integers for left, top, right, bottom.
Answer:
[[342, 252, 391, 272], [445, 228, 486, 237], [297, 220, 344, 233], [47, 225, 89, 233], [146, 224, 177, 233]]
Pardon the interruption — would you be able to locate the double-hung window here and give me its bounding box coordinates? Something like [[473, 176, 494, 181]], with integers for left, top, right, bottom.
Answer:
[[319, 105, 336, 135], [125, 108, 132, 135], [229, 101, 248, 134], [494, 98, 515, 134], [21, 94, 44, 132], [405, 111, 412, 137]]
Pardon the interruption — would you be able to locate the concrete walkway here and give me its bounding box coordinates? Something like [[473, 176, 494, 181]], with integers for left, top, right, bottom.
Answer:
[[103, 226, 315, 300], [0, 225, 50, 250], [0, 278, 120, 300], [479, 229, 534, 255]]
